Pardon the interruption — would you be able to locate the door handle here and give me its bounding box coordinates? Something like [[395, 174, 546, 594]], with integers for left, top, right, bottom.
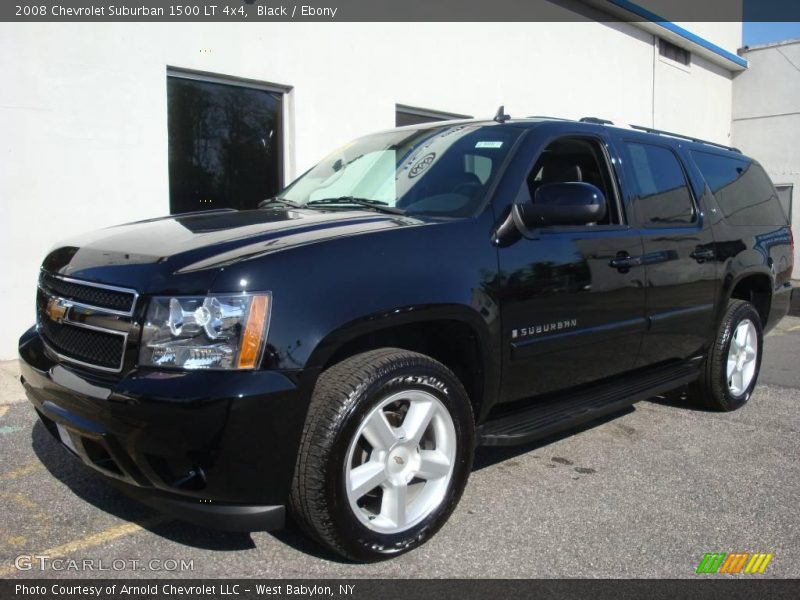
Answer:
[[609, 254, 642, 272], [690, 248, 716, 262]]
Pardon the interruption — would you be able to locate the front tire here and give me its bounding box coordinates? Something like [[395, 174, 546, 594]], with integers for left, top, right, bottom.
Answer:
[[692, 300, 764, 411], [290, 348, 474, 561]]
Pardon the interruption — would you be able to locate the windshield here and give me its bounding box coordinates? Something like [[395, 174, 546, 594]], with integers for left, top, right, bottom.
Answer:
[[277, 124, 520, 217]]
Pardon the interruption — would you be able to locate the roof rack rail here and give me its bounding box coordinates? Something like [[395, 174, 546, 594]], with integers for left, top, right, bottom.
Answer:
[[629, 124, 741, 153], [525, 115, 571, 121], [580, 117, 614, 125]]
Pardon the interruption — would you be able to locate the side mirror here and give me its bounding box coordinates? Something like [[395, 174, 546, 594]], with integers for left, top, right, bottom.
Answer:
[[492, 182, 607, 247], [520, 182, 607, 227]]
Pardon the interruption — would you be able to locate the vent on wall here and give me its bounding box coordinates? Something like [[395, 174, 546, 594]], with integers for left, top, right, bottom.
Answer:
[[659, 38, 691, 66]]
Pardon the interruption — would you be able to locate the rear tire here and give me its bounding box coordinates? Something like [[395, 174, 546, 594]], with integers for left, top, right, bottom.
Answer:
[[691, 300, 763, 411], [290, 348, 474, 562]]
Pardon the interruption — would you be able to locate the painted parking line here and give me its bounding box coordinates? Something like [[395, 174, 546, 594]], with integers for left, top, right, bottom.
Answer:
[[0, 490, 54, 545], [0, 405, 24, 433], [0, 491, 42, 511], [0, 515, 170, 577], [0, 462, 44, 480]]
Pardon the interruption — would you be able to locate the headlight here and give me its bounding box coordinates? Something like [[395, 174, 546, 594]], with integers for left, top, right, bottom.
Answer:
[[139, 293, 271, 370]]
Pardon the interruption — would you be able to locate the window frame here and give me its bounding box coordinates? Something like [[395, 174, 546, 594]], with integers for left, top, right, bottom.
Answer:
[[166, 67, 291, 213], [621, 139, 700, 230]]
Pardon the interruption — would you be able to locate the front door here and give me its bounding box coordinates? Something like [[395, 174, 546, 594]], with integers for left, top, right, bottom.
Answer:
[[495, 132, 646, 402]]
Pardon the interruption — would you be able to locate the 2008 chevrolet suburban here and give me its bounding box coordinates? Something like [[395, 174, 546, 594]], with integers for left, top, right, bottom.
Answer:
[[19, 115, 794, 561]]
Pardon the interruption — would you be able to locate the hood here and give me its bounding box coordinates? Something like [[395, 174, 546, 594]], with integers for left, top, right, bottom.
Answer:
[[42, 208, 423, 294]]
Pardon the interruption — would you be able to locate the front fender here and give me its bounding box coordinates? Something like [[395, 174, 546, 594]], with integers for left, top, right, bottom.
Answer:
[[208, 213, 502, 386], [303, 302, 500, 422], [306, 302, 494, 367]]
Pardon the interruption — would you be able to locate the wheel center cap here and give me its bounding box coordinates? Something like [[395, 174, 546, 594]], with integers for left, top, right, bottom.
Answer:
[[385, 443, 419, 482]]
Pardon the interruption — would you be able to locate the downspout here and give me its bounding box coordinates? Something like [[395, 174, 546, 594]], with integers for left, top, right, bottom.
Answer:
[[652, 34, 657, 128]]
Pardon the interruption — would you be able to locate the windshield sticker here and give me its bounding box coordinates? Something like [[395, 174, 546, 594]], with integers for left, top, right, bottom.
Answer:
[[408, 153, 436, 178], [476, 141, 503, 149]]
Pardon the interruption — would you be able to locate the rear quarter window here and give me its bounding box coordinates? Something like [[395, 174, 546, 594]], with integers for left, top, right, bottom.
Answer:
[[691, 150, 787, 226]]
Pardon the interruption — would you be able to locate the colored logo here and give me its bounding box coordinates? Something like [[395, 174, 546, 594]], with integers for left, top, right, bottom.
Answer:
[[45, 297, 71, 323], [696, 552, 773, 574]]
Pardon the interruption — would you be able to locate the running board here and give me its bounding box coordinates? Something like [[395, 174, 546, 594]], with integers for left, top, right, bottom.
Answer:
[[478, 363, 700, 446]]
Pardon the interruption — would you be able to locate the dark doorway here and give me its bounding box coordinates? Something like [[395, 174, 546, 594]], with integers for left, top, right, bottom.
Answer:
[[167, 71, 284, 214]]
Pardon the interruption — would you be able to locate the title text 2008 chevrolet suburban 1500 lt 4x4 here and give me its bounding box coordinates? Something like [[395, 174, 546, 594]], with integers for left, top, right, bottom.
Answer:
[[19, 115, 794, 561]]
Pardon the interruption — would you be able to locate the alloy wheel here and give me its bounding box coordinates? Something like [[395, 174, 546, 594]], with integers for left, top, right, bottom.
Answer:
[[344, 389, 457, 534], [726, 318, 758, 396]]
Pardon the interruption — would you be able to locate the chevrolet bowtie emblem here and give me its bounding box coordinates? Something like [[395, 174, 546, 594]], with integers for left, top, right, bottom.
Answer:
[[46, 297, 71, 323]]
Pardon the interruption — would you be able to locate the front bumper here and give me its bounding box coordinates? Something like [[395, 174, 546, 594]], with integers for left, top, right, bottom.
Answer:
[[18, 327, 311, 532]]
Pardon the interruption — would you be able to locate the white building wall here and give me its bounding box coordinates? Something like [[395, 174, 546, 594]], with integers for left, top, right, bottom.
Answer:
[[654, 50, 735, 145], [0, 20, 739, 359], [733, 41, 800, 277]]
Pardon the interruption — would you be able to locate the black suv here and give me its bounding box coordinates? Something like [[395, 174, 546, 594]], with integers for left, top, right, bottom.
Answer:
[[19, 117, 794, 561]]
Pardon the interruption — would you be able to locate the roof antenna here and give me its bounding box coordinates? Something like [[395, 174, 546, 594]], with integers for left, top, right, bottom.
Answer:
[[493, 105, 510, 124]]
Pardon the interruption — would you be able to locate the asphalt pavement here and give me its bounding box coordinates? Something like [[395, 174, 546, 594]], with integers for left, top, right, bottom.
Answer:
[[1, 317, 798, 579]]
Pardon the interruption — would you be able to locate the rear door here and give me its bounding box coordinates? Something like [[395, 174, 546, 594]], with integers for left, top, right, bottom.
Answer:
[[611, 136, 718, 366], [495, 129, 646, 402]]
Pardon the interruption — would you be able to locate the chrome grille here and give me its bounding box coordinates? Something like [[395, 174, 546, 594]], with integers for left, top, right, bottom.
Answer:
[[37, 272, 138, 373], [39, 318, 126, 371], [39, 272, 138, 316]]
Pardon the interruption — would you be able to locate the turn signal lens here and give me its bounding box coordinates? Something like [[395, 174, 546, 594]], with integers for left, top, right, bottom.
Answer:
[[237, 295, 270, 369]]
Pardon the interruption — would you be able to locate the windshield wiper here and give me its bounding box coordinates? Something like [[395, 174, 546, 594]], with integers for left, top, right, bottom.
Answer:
[[258, 197, 303, 209], [306, 196, 405, 215]]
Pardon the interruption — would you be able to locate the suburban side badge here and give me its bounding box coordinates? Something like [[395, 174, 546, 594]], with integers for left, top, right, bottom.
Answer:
[[512, 319, 578, 339]]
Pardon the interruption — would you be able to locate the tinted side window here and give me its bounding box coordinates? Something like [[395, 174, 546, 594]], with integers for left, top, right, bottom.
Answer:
[[691, 151, 787, 226], [623, 142, 695, 227]]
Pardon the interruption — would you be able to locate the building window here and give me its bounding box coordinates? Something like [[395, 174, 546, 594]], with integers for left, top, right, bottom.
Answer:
[[395, 104, 471, 127], [659, 38, 691, 66], [167, 70, 284, 214]]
